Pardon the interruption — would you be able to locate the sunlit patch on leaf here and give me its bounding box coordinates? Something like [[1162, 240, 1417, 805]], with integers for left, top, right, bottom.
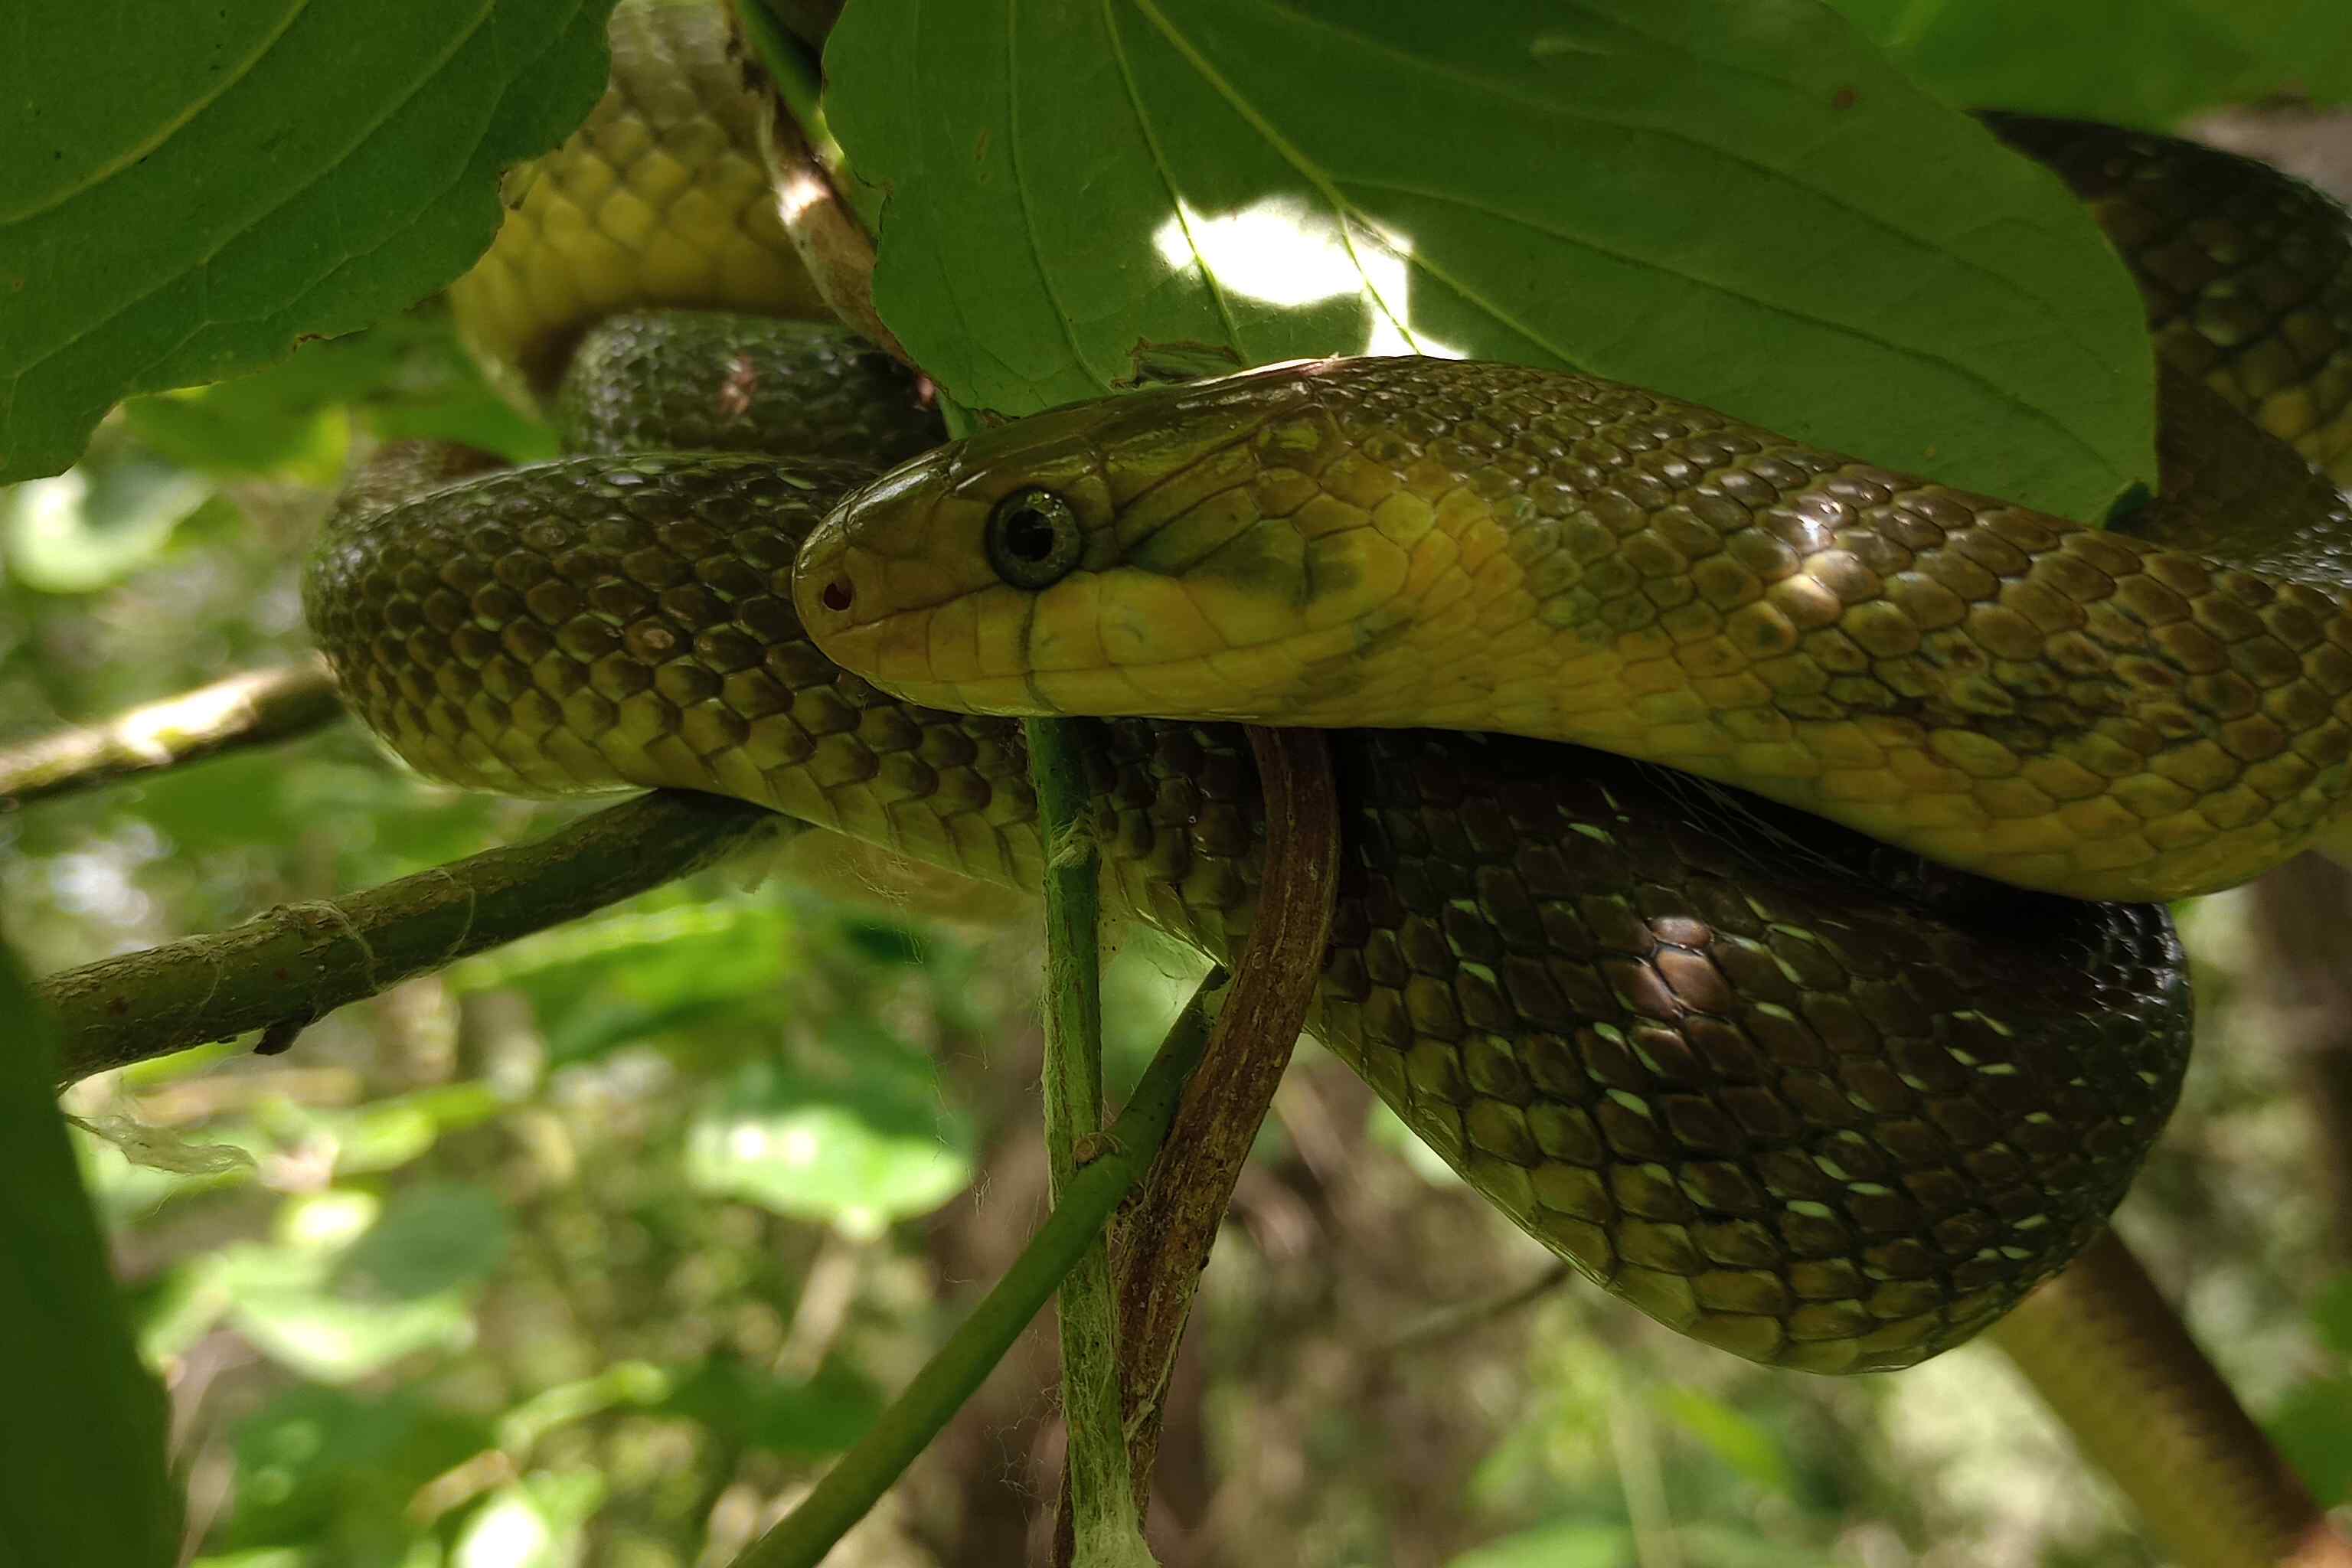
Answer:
[[1151, 198, 1465, 358], [829, 0, 2154, 516]]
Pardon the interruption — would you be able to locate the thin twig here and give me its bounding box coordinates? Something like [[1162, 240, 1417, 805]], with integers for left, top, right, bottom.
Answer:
[[733, 971, 1227, 1568], [735, 0, 909, 364], [1993, 1228, 2352, 1568], [35, 792, 788, 1084], [1107, 727, 1338, 1521], [0, 661, 345, 810]]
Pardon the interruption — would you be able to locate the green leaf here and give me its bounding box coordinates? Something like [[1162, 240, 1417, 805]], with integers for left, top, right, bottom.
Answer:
[[0, 0, 617, 482], [334, 1182, 511, 1300], [219, 1387, 488, 1560], [134, 1262, 242, 1366], [1651, 1386, 1795, 1493], [2, 445, 215, 592], [121, 387, 348, 483], [207, 1186, 505, 1383], [1678, 1522, 1853, 1568], [283, 1083, 506, 1176], [266, 748, 551, 885], [1829, 0, 2352, 125], [2311, 1271, 2352, 1362], [217, 1240, 480, 1383], [685, 1043, 976, 1237], [828, 0, 2154, 518], [449, 893, 808, 1063], [452, 1471, 606, 1568], [661, 1356, 887, 1456], [1449, 1521, 1632, 1568], [0, 943, 181, 1566], [2269, 1374, 2352, 1506], [122, 312, 557, 476]]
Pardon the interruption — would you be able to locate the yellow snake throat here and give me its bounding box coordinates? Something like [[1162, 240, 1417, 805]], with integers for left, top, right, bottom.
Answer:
[[795, 354, 2352, 906]]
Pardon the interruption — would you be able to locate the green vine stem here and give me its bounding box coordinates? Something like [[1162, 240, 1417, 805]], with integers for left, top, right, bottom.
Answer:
[[1027, 718, 1155, 1563], [733, 2, 856, 201], [734, 971, 1227, 1568]]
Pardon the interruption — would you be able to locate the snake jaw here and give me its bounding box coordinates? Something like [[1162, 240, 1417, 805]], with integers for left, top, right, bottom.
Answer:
[[799, 364, 1348, 714]]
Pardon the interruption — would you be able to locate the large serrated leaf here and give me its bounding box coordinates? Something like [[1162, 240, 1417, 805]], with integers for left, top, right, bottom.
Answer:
[[828, 0, 2156, 519], [0, 944, 181, 1566], [0, 0, 618, 483]]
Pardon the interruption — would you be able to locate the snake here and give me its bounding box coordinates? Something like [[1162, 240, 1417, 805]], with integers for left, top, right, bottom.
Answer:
[[300, 2, 2352, 1378]]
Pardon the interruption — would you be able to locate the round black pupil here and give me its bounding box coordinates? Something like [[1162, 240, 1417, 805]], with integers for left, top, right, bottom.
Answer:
[[1003, 508, 1058, 563]]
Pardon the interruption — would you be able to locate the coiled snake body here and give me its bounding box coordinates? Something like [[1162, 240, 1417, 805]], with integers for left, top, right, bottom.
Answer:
[[306, 9, 2352, 1373]]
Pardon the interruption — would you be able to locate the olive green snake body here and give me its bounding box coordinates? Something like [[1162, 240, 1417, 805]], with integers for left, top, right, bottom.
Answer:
[[306, 13, 2352, 1379]]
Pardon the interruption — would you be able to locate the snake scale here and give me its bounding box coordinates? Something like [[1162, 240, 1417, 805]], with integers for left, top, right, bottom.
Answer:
[[305, 3, 2352, 1374]]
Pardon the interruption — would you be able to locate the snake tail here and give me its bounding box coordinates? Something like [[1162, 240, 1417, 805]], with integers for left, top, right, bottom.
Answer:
[[1994, 1231, 2352, 1568]]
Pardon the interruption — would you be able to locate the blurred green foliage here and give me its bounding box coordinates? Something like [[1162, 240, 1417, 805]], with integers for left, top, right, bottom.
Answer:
[[7, 3, 2352, 1566]]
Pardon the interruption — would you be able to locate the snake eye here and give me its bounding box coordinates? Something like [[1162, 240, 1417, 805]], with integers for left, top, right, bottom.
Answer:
[[985, 488, 1083, 590]]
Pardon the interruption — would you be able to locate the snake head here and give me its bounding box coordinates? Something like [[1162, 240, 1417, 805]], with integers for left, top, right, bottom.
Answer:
[[795, 359, 1426, 721]]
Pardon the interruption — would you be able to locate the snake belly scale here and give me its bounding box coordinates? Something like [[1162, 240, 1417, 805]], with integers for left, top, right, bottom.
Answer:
[[307, 41, 2352, 1371]]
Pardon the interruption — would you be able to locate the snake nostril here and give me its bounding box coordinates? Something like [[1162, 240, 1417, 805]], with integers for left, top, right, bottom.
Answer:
[[819, 577, 854, 613]]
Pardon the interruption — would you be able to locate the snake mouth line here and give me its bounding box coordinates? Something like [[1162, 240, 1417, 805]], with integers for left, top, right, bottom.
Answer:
[[794, 374, 1321, 649]]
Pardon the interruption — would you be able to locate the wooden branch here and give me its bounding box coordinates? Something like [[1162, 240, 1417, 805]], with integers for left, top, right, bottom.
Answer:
[[0, 661, 345, 810], [1027, 718, 1155, 1565], [34, 792, 789, 1083]]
